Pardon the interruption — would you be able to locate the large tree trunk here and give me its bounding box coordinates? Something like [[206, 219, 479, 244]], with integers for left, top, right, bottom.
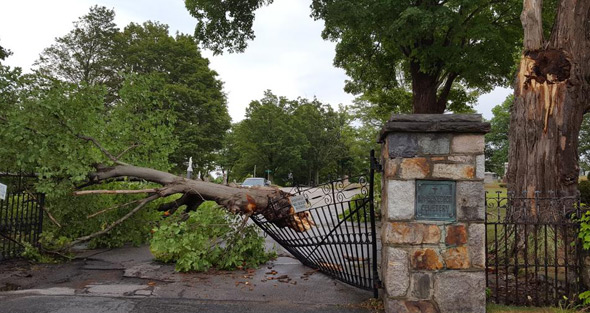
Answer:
[[506, 0, 590, 221], [410, 61, 446, 114], [410, 60, 456, 114]]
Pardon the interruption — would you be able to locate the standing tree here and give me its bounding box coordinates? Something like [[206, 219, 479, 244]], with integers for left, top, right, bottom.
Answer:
[[506, 0, 590, 214], [115, 21, 231, 173], [35, 6, 119, 86], [485, 95, 512, 177], [184, 0, 522, 113]]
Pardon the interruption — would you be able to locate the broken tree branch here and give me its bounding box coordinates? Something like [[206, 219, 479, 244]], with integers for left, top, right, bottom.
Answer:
[[73, 188, 158, 196], [116, 143, 140, 160], [87, 198, 145, 219], [67, 163, 311, 248], [67, 194, 160, 248], [76, 134, 129, 166]]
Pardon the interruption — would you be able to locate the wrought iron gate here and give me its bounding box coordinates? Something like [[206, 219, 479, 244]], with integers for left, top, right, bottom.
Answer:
[[251, 151, 381, 297]]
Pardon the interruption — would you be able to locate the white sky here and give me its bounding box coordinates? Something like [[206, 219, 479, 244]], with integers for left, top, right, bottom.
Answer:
[[0, 0, 511, 122]]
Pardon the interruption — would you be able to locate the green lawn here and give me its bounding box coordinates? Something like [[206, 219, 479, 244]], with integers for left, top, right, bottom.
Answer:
[[486, 183, 508, 198], [487, 303, 581, 313]]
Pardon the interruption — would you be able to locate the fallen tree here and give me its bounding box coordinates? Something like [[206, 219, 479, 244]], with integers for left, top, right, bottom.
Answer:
[[68, 158, 314, 248], [0, 66, 313, 251]]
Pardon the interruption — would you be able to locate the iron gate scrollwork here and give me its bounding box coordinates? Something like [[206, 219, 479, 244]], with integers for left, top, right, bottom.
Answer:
[[251, 151, 381, 297]]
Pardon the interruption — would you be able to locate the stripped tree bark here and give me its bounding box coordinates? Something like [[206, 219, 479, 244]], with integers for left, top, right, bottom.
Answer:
[[506, 0, 590, 221]]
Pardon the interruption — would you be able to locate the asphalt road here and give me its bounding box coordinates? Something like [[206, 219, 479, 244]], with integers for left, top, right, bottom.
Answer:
[[0, 244, 378, 313], [0, 296, 373, 313]]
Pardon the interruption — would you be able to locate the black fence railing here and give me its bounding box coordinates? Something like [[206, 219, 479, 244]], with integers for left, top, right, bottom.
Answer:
[[0, 171, 44, 260], [0, 170, 37, 193], [485, 192, 584, 307], [0, 192, 45, 259], [251, 153, 381, 297]]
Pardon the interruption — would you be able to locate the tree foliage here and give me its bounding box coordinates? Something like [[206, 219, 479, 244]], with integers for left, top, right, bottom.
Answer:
[[185, 0, 522, 113], [35, 7, 230, 173], [0, 66, 179, 246], [229, 91, 359, 185], [35, 6, 119, 86], [485, 95, 512, 177], [578, 115, 590, 172], [116, 21, 231, 173], [150, 201, 274, 272], [0, 7, 230, 249]]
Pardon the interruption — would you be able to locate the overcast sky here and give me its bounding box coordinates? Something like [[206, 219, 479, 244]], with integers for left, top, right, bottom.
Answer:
[[0, 0, 511, 122]]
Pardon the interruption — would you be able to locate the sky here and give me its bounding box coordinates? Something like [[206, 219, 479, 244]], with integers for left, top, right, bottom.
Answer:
[[0, 0, 512, 122]]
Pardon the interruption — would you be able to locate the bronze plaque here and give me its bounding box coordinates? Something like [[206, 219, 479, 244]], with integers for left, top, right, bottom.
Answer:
[[415, 180, 456, 221]]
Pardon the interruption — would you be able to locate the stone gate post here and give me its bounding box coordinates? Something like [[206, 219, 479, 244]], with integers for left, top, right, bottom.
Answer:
[[378, 114, 490, 313]]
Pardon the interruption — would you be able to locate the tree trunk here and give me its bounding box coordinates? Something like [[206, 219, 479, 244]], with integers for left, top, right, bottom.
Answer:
[[506, 0, 590, 221], [410, 61, 445, 114]]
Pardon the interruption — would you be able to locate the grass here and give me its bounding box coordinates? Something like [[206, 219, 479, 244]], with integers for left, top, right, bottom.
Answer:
[[486, 183, 508, 198], [487, 303, 583, 313]]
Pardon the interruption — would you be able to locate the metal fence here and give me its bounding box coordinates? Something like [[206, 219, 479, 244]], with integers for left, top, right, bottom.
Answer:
[[485, 192, 584, 307], [0, 171, 44, 260], [251, 152, 381, 297]]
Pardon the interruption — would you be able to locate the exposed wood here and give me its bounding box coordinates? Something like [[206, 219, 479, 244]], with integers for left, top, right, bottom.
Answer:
[[507, 0, 590, 221], [74, 188, 158, 195]]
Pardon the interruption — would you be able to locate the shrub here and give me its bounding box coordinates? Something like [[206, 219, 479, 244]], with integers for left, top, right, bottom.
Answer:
[[577, 209, 590, 305], [579, 180, 590, 205], [150, 201, 275, 272], [338, 194, 371, 222]]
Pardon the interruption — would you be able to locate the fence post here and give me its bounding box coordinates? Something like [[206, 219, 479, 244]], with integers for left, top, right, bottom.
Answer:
[[378, 114, 490, 313]]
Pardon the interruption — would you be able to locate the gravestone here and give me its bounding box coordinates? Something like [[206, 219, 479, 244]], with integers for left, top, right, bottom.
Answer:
[[379, 114, 490, 313]]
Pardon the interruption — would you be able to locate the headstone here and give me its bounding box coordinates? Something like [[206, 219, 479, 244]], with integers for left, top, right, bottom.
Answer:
[[0, 183, 6, 200]]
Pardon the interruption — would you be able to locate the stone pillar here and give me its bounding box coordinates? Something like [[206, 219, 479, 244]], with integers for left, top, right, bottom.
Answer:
[[379, 114, 490, 313]]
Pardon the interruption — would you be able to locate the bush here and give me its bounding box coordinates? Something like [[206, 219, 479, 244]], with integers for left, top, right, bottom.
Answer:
[[150, 201, 275, 272], [579, 180, 590, 205], [577, 209, 590, 305], [338, 194, 371, 222]]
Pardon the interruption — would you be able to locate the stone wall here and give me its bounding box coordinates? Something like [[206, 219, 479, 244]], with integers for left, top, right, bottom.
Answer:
[[379, 114, 490, 313]]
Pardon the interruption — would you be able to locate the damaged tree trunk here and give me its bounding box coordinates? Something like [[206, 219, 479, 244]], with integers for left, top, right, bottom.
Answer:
[[68, 163, 314, 247], [506, 0, 590, 221]]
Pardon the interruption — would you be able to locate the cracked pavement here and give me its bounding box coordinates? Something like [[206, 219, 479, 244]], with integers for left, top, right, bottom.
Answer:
[[0, 243, 377, 312]]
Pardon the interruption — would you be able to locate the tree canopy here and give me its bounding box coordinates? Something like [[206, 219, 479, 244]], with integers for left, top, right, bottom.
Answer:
[[34, 6, 231, 173], [227, 91, 360, 185], [0, 7, 232, 247], [185, 0, 523, 113]]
